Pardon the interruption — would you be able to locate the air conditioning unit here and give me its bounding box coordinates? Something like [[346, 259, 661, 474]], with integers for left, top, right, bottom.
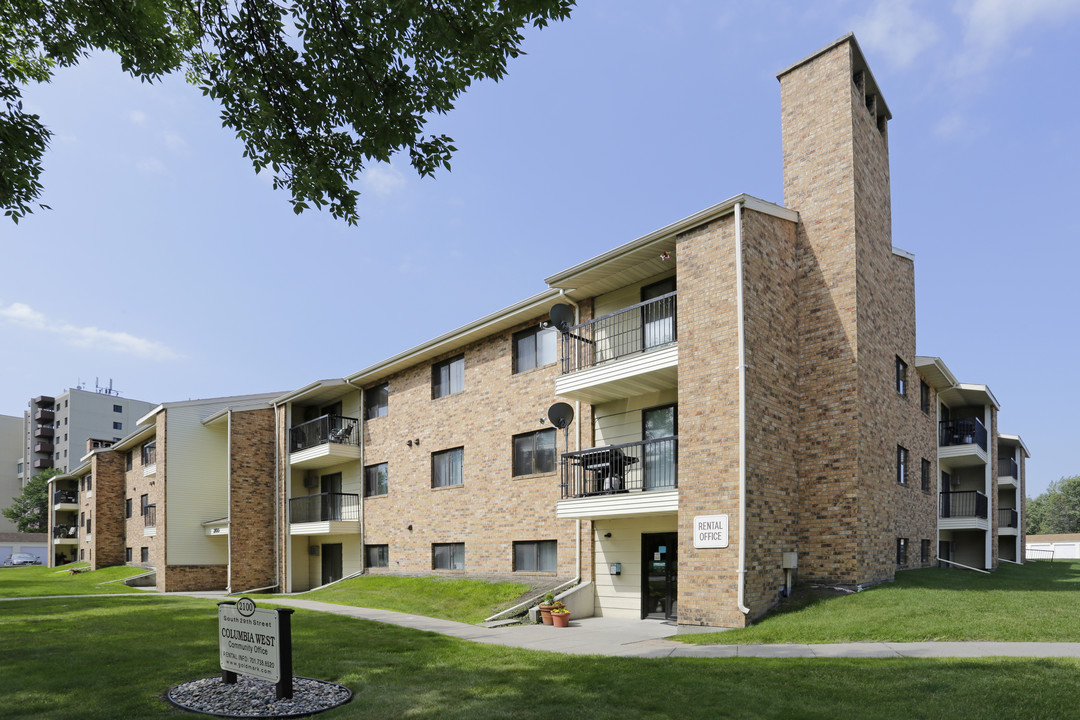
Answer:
[[308, 545, 320, 556]]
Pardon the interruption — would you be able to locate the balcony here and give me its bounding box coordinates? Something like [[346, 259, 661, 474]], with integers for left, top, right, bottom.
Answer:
[[289, 492, 360, 534], [53, 490, 77, 509], [142, 442, 157, 476], [555, 293, 678, 404], [34, 426, 54, 439], [33, 395, 55, 408], [34, 408, 55, 422], [556, 437, 679, 519], [34, 441, 54, 454], [288, 415, 361, 470], [939, 490, 989, 531], [33, 458, 53, 470], [938, 418, 988, 469], [998, 507, 1019, 534], [144, 504, 157, 537], [998, 457, 1019, 486], [52, 525, 78, 544]]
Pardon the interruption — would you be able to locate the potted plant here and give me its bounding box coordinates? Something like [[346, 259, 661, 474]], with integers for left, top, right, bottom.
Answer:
[[550, 601, 571, 628], [538, 591, 556, 625]]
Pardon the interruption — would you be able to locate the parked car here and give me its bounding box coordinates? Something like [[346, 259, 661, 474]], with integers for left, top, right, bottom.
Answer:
[[2, 553, 42, 567]]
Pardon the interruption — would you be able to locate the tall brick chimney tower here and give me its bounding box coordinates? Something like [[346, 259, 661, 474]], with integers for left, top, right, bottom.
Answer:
[[778, 35, 921, 586]]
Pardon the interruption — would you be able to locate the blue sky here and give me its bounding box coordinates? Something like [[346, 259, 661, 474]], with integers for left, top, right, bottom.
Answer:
[[1, 1, 1077, 497]]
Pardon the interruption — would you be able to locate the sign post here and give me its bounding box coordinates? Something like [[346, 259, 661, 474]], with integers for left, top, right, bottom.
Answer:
[[218, 597, 294, 699]]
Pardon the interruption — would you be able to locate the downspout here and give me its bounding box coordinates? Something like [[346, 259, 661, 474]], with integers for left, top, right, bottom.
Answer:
[[283, 403, 292, 593], [735, 201, 750, 616], [272, 401, 281, 594], [226, 408, 233, 594], [557, 289, 583, 583]]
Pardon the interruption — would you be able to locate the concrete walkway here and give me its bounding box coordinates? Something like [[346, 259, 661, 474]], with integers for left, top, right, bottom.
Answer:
[[12, 592, 1080, 659]]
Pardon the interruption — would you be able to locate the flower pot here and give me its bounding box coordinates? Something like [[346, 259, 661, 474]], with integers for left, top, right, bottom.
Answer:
[[551, 611, 571, 628], [539, 604, 554, 625]]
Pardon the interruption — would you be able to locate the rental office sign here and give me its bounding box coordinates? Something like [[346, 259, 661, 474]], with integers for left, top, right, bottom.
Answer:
[[218, 597, 295, 699]]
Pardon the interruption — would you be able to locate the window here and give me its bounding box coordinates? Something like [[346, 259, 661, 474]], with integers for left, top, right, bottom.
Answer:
[[85, 476, 90, 492], [140, 494, 149, 516], [920, 380, 931, 414], [125, 451, 133, 471], [364, 383, 388, 419], [896, 538, 908, 566], [113, 421, 122, 430], [895, 356, 907, 395], [432, 543, 464, 570], [921, 539, 931, 565], [86, 518, 91, 534], [514, 540, 557, 573], [140, 547, 149, 563], [896, 446, 908, 484], [921, 459, 931, 492], [113, 404, 122, 413], [512, 326, 557, 374], [80, 549, 84, 561], [365, 544, 388, 568], [432, 355, 464, 398], [432, 447, 464, 488], [80, 511, 85, 526], [364, 463, 388, 497], [512, 429, 556, 476], [125, 498, 132, 519], [125, 547, 132, 562]]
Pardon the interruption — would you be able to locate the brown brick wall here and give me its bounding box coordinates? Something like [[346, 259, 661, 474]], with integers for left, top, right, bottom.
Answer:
[[87, 451, 126, 569], [229, 408, 277, 592], [162, 564, 228, 592]]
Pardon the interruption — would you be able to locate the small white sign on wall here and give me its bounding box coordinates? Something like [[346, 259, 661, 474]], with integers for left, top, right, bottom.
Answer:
[[693, 514, 729, 548]]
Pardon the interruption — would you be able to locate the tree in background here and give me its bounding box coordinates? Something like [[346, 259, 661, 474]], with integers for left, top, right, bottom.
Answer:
[[1026, 475, 1080, 535], [2, 468, 59, 533], [1, 0, 574, 223]]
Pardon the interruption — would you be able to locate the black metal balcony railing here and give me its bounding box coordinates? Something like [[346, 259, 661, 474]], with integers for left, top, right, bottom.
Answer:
[[560, 292, 677, 374], [289, 492, 360, 523], [52, 524, 77, 538], [289, 414, 359, 453], [998, 457, 1019, 480], [141, 443, 157, 466], [939, 417, 988, 452], [144, 504, 157, 528], [939, 491, 988, 519], [53, 491, 76, 504], [560, 436, 678, 498], [998, 508, 1019, 528]]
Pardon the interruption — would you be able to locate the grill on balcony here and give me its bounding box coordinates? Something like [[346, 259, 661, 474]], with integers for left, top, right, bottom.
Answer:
[[939, 417, 987, 451], [560, 437, 677, 498], [998, 508, 1018, 528], [560, 292, 677, 374], [289, 415, 359, 453], [939, 491, 988, 519], [289, 492, 360, 523]]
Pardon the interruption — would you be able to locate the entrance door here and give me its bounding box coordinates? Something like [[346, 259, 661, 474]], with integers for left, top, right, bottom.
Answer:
[[643, 405, 677, 490], [641, 532, 677, 620], [321, 543, 343, 585], [321, 472, 342, 521]]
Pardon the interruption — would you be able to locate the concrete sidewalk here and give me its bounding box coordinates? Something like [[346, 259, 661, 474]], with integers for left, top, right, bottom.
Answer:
[[254, 597, 1080, 659]]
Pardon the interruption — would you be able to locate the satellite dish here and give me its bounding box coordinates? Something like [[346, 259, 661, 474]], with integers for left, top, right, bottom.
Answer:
[[547, 402, 575, 430], [549, 304, 575, 333]]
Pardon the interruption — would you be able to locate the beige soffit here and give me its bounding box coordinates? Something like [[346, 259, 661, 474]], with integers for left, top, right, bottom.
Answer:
[[998, 433, 1031, 458], [344, 290, 564, 387], [272, 379, 354, 407]]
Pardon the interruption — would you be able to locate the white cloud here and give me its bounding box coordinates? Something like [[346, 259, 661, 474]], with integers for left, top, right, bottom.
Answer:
[[0, 302, 180, 360], [129, 110, 147, 125], [854, 0, 942, 68], [361, 164, 407, 198], [953, 0, 1080, 74]]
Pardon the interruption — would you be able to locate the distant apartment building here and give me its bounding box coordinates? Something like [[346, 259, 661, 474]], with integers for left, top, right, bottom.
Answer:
[[0, 413, 45, 562], [21, 386, 157, 481], [49, 35, 1029, 629]]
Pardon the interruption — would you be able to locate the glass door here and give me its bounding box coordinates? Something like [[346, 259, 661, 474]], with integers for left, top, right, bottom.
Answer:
[[321, 543, 343, 585], [643, 404, 677, 490], [641, 277, 676, 350], [641, 532, 677, 620]]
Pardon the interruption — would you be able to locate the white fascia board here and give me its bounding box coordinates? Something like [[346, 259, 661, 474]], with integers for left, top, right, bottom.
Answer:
[[272, 379, 350, 406], [544, 193, 796, 288], [200, 398, 277, 426], [345, 290, 562, 386], [914, 356, 959, 390], [998, 433, 1031, 458], [104, 424, 158, 455], [955, 383, 1001, 411], [892, 247, 915, 261], [139, 393, 283, 426]]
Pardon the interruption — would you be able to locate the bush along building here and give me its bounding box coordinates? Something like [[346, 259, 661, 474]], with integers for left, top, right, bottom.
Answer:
[[44, 35, 1027, 627]]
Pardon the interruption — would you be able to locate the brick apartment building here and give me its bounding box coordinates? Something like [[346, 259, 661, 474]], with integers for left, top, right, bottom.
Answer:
[[45, 35, 1027, 628]]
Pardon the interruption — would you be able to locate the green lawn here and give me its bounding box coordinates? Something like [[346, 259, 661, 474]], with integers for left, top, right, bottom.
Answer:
[[4, 595, 1080, 720], [283, 575, 532, 624], [683, 560, 1080, 644], [0, 563, 147, 598]]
